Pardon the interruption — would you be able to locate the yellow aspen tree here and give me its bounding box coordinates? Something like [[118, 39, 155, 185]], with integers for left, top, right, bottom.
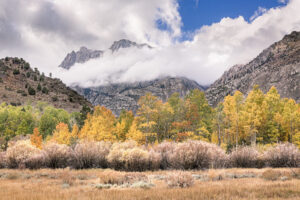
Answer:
[[79, 106, 116, 142], [70, 124, 79, 144], [242, 85, 264, 146], [126, 119, 146, 144], [223, 91, 244, 148], [280, 99, 299, 144], [52, 123, 72, 145], [30, 128, 42, 149], [262, 86, 283, 143]]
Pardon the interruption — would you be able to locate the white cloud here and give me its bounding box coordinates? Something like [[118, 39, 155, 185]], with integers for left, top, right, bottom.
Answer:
[[250, 7, 267, 21], [0, 0, 300, 87]]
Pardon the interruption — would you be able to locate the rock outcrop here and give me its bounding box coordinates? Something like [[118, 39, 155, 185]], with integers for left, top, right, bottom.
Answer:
[[74, 76, 205, 115], [206, 31, 300, 106]]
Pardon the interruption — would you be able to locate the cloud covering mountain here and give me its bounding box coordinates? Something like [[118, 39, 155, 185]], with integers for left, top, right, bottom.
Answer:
[[0, 0, 299, 87]]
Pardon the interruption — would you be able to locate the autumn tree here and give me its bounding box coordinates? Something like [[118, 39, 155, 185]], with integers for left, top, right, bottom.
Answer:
[[79, 106, 116, 141], [261, 86, 283, 143], [115, 110, 134, 141], [223, 91, 244, 149], [242, 85, 264, 146], [136, 93, 161, 143], [126, 119, 145, 144], [185, 89, 213, 141], [51, 123, 72, 145], [30, 128, 42, 149], [213, 103, 225, 146]]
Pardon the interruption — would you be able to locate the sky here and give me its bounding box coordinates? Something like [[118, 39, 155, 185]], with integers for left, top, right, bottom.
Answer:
[[0, 0, 299, 87]]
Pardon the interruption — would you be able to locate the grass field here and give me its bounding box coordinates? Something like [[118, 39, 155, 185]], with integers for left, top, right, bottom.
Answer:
[[0, 168, 299, 200]]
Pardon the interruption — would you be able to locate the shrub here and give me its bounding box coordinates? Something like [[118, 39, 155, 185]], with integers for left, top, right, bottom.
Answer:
[[165, 171, 194, 188], [230, 146, 261, 168], [52, 96, 58, 102], [122, 147, 150, 171], [264, 143, 300, 168], [168, 140, 226, 169], [107, 141, 137, 170], [99, 170, 127, 185], [13, 69, 20, 75], [0, 152, 6, 168], [99, 170, 148, 185], [28, 86, 36, 95], [43, 143, 74, 168], [37, 83, 41, 91], [24, 63, 30, 70], [153, 141, 176, 169], [42, 87, 48, 94], [24, 153, 46, 169], [6, 140, 40, 168], [148, 150, 162, 170], [73, 141, 111, 169], [262, 169, 282, 181]]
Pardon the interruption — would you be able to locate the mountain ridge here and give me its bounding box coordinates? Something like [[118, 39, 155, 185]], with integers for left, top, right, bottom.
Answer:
[[205, 31, 300, 106], [73, 76, 205, 115], [59, 39, 152, 70]]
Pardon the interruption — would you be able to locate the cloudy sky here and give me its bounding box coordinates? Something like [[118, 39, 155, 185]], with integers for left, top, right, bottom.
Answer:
[[0, 0, 299, 87]]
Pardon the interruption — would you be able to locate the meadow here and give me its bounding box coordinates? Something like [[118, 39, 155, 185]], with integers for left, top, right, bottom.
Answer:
[[0, 168, 299, 200]]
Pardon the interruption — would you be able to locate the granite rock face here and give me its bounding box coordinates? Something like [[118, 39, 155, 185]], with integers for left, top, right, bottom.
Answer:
[[74, 77, 205, 115], [206, 31, 300, 106], [59, 47, 103, 70]]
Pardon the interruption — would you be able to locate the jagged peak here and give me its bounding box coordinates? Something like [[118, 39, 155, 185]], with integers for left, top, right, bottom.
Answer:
[[109, 39, 151, 52]]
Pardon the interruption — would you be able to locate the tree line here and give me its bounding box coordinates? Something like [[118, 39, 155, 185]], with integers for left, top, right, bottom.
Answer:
[[0, 86, 299, 151]]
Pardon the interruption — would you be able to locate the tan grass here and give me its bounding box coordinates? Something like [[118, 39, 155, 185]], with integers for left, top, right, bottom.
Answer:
[[0, 168, 299, 200]]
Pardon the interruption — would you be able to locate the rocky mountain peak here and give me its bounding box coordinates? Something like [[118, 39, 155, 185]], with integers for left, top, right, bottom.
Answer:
[[109, 39, 152, 52], [59, 46, 103, 70]]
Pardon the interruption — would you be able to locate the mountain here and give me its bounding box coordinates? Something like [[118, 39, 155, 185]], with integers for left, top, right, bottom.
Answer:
[[74, 76, 205, 115], [59, 47, 103, 70], [206, 31, 300, 106], [59, 39, 151, 70], [109, 39, 152, 52], [0, 57, 91, 112]]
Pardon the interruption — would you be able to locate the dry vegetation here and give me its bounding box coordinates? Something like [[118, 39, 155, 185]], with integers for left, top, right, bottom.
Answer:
[[0, 168, 299, 200]]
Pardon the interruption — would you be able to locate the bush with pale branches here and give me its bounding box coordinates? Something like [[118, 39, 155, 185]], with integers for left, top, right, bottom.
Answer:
[[43, 142, 74, 168], [264, 143, 300, 167], [6, 140, 40, 168], [73, 140, 111, 169], [230, 146, 261, 168]]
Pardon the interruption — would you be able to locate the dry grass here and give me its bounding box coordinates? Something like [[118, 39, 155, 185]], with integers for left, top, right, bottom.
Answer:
[[0, 168, 299, 200]]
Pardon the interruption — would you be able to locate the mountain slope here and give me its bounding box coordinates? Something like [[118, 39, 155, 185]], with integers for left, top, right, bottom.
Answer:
[[74, 76, 205, 115], [206, 31, 300, 106], [0, 57, 91, 112]]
